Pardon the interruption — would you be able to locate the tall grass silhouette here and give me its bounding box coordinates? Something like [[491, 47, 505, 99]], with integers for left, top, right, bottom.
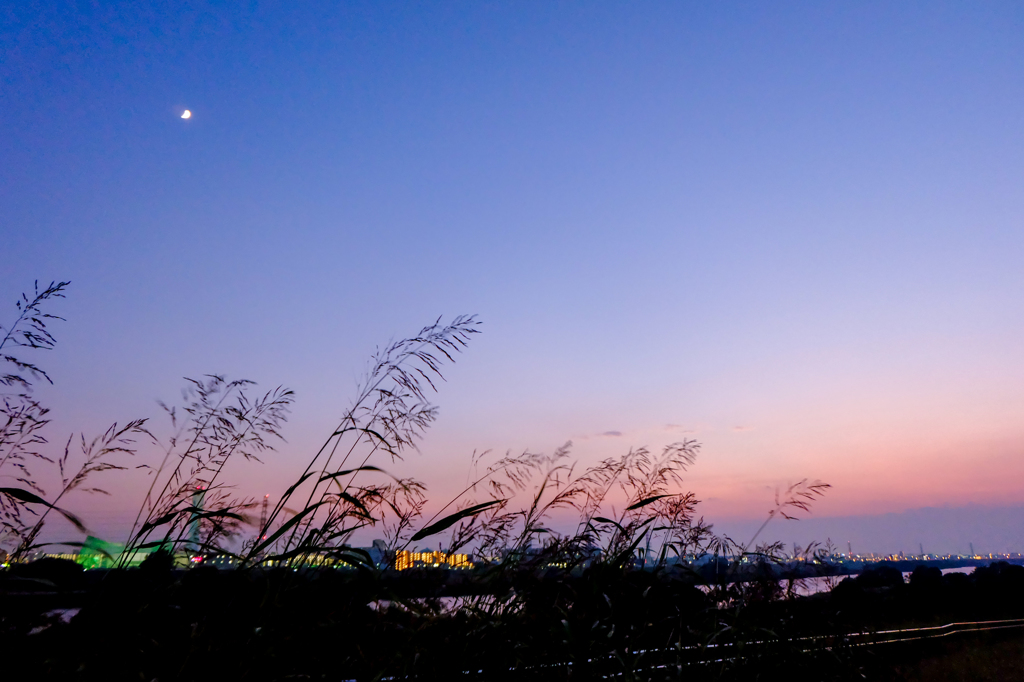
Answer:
[[0, 281, 148, 560], [1, 280, 852, 681]]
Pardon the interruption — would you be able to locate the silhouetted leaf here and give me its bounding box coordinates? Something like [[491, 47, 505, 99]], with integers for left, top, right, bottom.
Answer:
[[317, 466, 387, 483], [592, 517, 627, 534], [0, 486, 86, 532], [140, 511, 179, 532], [626, 494, 675, 511], [411, 499, 504, 542], [250, 501, 327, 556], [0, 487, 47, 505]]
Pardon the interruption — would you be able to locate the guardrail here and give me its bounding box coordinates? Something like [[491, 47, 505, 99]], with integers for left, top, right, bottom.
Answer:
[[491, 618, 1024, 679]]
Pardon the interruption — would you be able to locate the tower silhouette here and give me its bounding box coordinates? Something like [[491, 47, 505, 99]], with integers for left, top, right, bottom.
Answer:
[[188, 483, 207, 552], [259, 494, 270, 540]]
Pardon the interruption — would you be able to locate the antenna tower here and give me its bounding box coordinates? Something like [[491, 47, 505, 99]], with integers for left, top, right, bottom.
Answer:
[[260, 494, 270, 540]]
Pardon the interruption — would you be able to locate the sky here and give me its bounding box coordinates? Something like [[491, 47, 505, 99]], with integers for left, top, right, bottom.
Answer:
[[2, 2, 1023, 554]]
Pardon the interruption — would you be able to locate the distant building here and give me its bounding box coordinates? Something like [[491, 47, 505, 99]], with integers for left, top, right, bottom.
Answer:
[[76, 535, 165, 569], [394, 549, 471, 570]]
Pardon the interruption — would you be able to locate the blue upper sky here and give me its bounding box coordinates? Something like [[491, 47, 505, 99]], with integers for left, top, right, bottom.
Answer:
[[3, 2, 1023, 551]]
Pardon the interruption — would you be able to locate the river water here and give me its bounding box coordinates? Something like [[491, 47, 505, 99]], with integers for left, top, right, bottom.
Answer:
[[791, 566, 976, 597]]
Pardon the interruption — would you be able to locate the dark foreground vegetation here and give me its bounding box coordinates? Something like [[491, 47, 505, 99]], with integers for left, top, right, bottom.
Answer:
[[3, 559, 1024, 680], [3, 281, 1023, 680]]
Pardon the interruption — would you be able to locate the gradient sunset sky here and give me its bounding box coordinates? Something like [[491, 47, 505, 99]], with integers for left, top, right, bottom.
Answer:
[[3, 2, 1023, 553]]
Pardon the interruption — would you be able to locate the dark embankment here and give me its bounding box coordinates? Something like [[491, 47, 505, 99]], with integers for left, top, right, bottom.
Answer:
[[4, 559, 1024, 680]]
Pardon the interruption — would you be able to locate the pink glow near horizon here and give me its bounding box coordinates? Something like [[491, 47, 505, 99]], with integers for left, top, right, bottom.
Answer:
[[4, 4, 1024, 554]]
